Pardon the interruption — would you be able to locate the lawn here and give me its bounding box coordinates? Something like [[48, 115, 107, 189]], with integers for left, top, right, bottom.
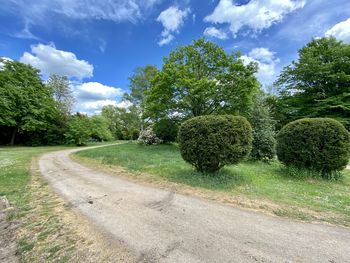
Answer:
[[0, 144, 119, 262], [0, 146, 68, 212], [75, 142, 350, 226]]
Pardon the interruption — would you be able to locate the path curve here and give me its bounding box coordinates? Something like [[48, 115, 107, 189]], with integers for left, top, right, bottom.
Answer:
[[39, 146, 350, 263]]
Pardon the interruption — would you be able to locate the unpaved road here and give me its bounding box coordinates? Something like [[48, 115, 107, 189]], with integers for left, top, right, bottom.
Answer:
[[39, 147, 350, 263]]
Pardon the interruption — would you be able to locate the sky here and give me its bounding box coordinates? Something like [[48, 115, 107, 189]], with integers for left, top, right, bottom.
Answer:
[[0, 0, 350, 114]]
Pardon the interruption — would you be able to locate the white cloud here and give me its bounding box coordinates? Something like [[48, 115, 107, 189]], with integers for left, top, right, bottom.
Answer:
[[325, 17, 350, 43], [204, 27, 228, 40], [157, 6, 190, 46], [13, 20, 39, 40], [205, 0, 306, 37], [20, 43, 93, 79], [241, 47, 280, 86], [73, 82, 127, 114], [4, 0, 162, 24]]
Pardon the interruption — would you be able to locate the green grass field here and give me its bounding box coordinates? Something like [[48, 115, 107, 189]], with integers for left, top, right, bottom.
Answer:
[[75, 142, 350, 226], [0, 146, 68, 213]]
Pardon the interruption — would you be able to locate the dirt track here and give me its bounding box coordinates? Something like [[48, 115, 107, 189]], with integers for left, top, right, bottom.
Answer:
[[39, 147, 350, 263]]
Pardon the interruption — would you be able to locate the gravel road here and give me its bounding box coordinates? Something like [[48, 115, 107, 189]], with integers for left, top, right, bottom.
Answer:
[[39, 147, 350, 263]]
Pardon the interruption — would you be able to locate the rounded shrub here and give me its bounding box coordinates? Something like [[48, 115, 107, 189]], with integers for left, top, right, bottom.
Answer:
[[153, 118, 178, 143], [277, 118, 350, 177], [178, 115, 253, 173]]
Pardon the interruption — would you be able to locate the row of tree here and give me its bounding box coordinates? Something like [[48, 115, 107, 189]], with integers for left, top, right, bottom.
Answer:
[[0, 37, 349, 154]]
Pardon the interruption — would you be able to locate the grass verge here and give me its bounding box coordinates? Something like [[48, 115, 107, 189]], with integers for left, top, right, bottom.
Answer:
[[0, 144, 133, 262], [74, 142, 350, 227]]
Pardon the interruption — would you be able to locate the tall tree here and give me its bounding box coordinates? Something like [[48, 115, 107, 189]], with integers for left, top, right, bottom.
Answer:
[[0, 60, 57, 145], [145, 38, 260, 119], [276, 37, 350, 129], [124, 65, 158, 128], [248, 93, 276, 161], [47, 74, 74, 114], [101, 105, 141, 140]]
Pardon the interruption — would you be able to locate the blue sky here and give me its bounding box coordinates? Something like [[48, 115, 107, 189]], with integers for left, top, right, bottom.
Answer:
[[1, 0, 350, 114]]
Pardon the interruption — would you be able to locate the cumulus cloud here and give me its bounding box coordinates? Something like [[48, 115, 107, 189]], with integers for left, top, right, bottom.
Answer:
[[157, 6, 191, 46], [325, 17, 350, 43], [241, 47, 280, 86], [20, 43, 93, 79], [204, 27, 228, 40], [205, 0, 306, 37], [73, 82, 128, 114]]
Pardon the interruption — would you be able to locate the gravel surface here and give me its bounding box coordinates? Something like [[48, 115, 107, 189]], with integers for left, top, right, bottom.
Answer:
[[39, 147, 350, 263]]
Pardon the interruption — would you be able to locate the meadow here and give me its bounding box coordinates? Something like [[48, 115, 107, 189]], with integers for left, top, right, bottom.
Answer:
[[75, 142, 350, 226]]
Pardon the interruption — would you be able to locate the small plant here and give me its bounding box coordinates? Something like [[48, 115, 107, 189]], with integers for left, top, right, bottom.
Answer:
[[137, 127, 162, 145], [277, 118, 350, 179], [178, 115, 253, 173]]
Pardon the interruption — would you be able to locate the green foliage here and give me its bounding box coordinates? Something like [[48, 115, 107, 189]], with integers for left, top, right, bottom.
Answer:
[[46, 74, 74, 115], [101, 105, 141, 140], [124, 65, 158, 124], [145, 38, 259, 119], [178, 115, 253, 173], [46, 74, 75, 145], [65, 113, 92, 146], [248, 95, 276, 161], [90, 115, 114, 142], [153, 118, 178, 143], [276, 37, 350, 130], [277, 118, 350, 178], [0, 60, 58, 145]]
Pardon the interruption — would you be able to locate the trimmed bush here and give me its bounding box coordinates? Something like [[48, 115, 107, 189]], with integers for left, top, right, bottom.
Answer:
[[178, 115, 253, 173], [137, 127, 162, 145], [277, 118, 350, 177], [153, 118, 178, 143]]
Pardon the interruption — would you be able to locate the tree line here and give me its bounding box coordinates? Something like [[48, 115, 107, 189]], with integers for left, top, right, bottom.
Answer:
[[0, 37, 349, 152]]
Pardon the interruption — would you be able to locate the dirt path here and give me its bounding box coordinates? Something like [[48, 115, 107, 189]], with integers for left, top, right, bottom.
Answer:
[[39, 147, 350, 263]]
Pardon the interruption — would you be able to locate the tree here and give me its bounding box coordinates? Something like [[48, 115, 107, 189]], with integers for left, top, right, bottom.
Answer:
[[47, 74, 74, 115], [276, 37, 350, 130], [248, 94, 276, 161], [90, 115, 114, 141], [124, 65, 158, 128], [101, 105, 141, 140], [0, 60, 57, 145], [65, 113, 92, 146], [45, 74, 75, 144], [145, 38, 259, 120]]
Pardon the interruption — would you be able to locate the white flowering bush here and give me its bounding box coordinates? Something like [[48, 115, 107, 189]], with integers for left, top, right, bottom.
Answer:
[[137, 127, 162, 145]]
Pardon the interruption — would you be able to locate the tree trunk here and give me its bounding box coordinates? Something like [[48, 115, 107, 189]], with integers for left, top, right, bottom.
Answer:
[[9, 127, 17, 146]]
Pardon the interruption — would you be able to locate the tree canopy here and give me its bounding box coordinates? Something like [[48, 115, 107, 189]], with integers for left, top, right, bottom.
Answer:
[[145, 38, 260, 120], [276, 37, 350, 129], [0, 60, 57, 145]]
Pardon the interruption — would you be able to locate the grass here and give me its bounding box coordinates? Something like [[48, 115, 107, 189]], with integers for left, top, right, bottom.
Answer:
[[0, 146, 68, 213], [0, 142, 126, 262], [75, 142, 350, 226]]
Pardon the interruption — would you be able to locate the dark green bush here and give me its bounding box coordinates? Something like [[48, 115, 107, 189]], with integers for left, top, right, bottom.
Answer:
[[277, 118, 350, 178], [178, 115, 253, 173], [153, 118, 178, 143]]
